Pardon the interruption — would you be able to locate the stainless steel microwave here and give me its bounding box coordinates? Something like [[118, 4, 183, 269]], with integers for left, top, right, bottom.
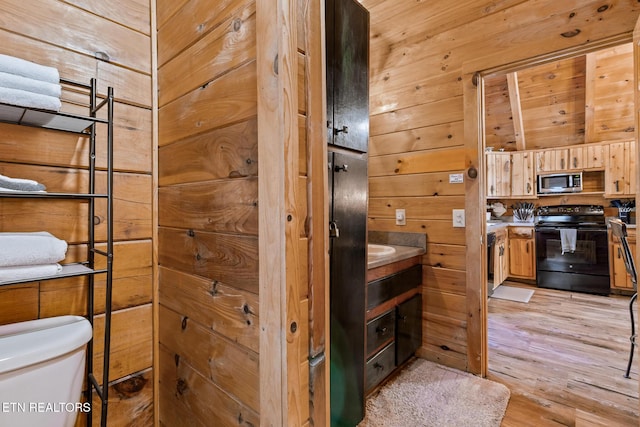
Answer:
[[537, 172, 582, 194]]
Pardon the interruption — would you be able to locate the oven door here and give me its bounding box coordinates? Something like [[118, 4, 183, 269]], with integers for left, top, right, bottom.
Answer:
[[535, 226, 610, 294]]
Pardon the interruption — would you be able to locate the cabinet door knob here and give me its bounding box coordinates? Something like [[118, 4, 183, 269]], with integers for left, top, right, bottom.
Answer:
[[376, 326, 388, 335]]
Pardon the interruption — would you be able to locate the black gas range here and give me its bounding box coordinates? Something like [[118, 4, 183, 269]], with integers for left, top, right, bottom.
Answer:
[[535, 205, 610, 295]]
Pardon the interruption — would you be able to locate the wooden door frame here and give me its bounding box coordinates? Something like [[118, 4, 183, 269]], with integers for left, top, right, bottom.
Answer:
[[463, 32, 636, 377]]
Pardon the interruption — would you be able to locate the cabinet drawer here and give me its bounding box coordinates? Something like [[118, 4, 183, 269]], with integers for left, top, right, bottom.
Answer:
[[508, 226, 534, 239], [365, 342, 396, 392], [366, 310, 395, 356], [367, 264, 422, 310]]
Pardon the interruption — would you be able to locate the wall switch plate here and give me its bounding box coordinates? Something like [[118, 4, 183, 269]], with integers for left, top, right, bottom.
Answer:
[[395, 209, 406, 225], [452, 209, 465, 227]]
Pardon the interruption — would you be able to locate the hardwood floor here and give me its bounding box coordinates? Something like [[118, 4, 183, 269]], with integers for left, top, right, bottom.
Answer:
[[488, 282, 639, 426]]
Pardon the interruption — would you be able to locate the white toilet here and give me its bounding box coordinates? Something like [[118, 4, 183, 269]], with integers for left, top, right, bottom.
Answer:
[[0, 315, 93, 427]]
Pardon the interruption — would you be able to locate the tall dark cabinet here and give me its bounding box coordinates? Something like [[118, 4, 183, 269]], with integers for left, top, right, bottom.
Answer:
[[326, 0, 370, 426]]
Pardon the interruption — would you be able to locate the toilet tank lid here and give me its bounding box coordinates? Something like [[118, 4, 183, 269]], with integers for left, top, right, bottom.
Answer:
[[0, 315, 92, 374]]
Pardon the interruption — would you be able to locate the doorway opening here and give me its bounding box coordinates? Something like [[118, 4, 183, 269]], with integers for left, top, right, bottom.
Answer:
[[477, 38, 639, 424]]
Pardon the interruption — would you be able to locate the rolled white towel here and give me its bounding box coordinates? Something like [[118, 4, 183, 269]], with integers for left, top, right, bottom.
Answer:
[[0, 173, 46, 192], [0, 263, 62, 283], [0, 232, 67, 267], [0, 54, 59, 84], [0, 86, 61, 112], [0, 71, 61, 98]]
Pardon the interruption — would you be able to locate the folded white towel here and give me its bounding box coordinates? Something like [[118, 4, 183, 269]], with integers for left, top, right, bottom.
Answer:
[[0, 71, 61, 98], [0, 232, 67, 267], [0, 173, 46, 192], [0, 187, 46, 193], [560, 229, 577, 254], [0, 263, 62, 283], [0, 86, 61, 111], [0, 54, 59, 84]]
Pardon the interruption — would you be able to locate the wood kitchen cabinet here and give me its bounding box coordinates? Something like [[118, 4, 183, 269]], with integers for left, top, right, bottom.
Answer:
[[510, 152, 536, 197], [508, 226, 536, 280], [492, 227, 509, 288], [583, 143, 608, 169], [486, 151, 535, 198], [536, 147, 582, 172], [605, 140, 636, 197], [609, 226, 637, 292], [486, 152, 511, 198]]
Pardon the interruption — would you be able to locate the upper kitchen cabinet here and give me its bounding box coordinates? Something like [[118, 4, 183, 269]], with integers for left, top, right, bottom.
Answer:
[[510, 151, 536, 198], [605, 140, 636, 197], [326, 0, 370, 153], [486, 152, 511, 198], [486, 151, 535, 198]]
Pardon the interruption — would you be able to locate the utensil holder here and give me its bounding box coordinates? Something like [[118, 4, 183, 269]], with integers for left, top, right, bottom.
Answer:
[[619, 207, 632, 224]]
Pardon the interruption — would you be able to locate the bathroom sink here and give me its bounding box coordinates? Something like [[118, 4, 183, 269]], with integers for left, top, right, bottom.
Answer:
[[368, 244, 396, 258]]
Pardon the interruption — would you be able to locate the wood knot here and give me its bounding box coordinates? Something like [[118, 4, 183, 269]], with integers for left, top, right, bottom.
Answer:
[[176, 378, 188, 395], [233, 18, 242, 31], [113, 375, 148, 397], [560, 29, 581, 38]]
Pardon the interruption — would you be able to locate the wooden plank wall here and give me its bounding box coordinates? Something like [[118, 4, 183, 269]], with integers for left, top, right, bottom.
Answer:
[[360, 0, 640, 374], [157, 1, 317, 425], [485, 42, 634, 151], [0, 1, 154, 425], [156, 1, 261, 425]]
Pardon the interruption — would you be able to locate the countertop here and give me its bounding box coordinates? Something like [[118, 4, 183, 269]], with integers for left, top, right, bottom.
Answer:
[[487, 218, 636, 233], [367, 244, 425, 269], [486, 221, 535, 233]]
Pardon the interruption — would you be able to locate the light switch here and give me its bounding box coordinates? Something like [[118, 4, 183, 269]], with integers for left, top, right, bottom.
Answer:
[[452, 209, 465, 227], [395, 209, 406, 226]]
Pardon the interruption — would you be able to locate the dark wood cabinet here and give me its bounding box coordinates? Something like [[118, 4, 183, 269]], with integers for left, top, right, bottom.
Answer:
[[326, 0, 369, 153], [326, 1, 370, 425], [365, 263, 422, 394], [396, 294, 423, 366]]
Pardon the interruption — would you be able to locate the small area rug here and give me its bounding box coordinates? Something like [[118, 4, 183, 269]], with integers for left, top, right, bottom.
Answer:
[[358, 358, 510, 427], [491, 285, 534, 303]]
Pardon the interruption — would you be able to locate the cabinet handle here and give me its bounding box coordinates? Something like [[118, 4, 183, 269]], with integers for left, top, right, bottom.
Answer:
[[618, 247, 622, 259], [490, 185, 494, 195], [526, 182, 531, 193], [376, 326, 388, 335], [561, 158, 565, 169], [333, 125, 349, 135], [615, 180, 620, 192], [526, 242, 529, 253], [373, 362, 384, 371], [573, 157, 577, 168]]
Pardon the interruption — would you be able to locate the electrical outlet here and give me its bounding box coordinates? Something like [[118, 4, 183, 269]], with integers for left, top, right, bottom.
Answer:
[[452, 209, 465, 227], [395, 209, 406, 226]]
